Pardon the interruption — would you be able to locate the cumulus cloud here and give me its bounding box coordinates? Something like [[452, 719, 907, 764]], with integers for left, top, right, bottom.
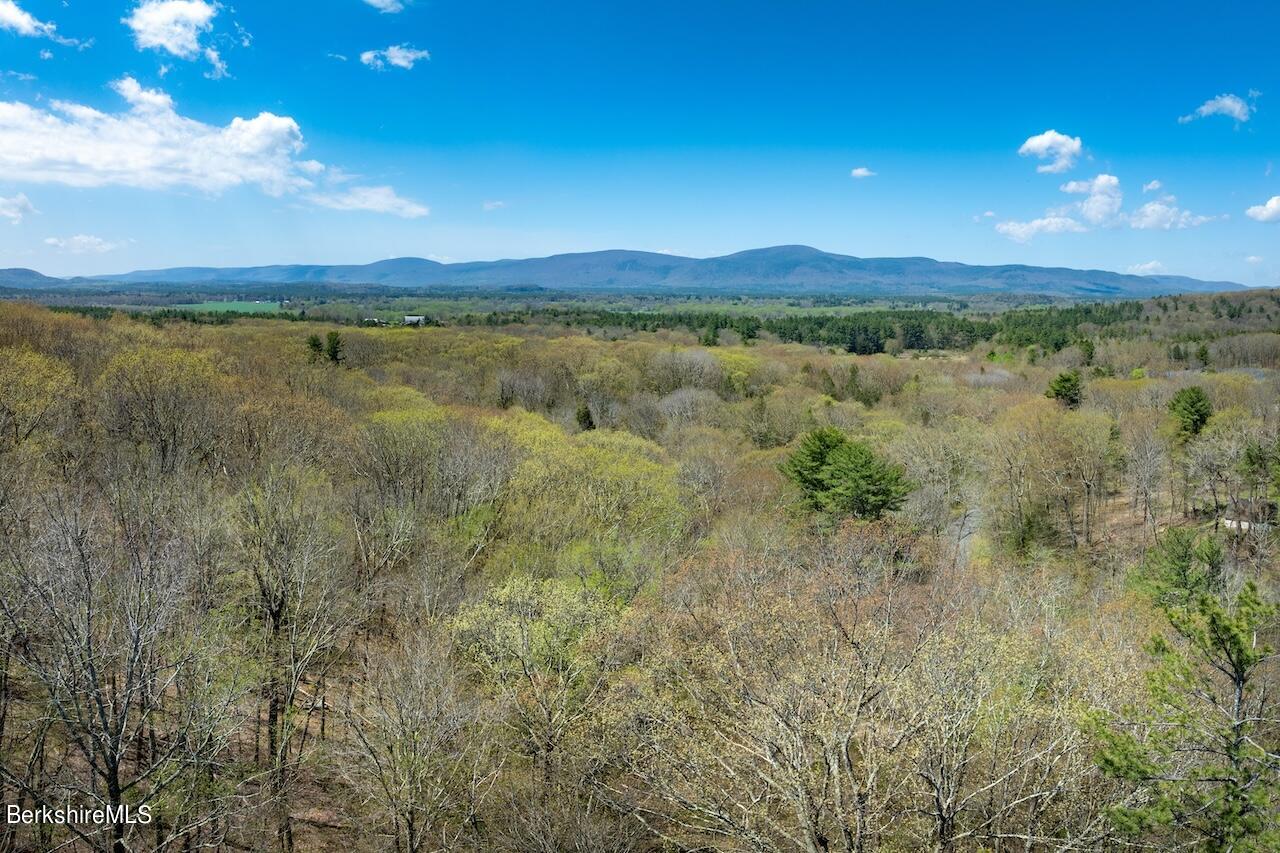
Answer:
[[1245, 196, 1280, 223], [363, 0, 405, 11], [998, 172, 1218, 241], [360, 44, 430, 70], [1018, 129, 1082, 174], [1179, 93, 1255, 124], [996, 174, 1122, 241], [1127, 260, 1165, 275], [124, 1, 227, 77], [0, 0, 76, 44], [1061, 174, 1123, 225], [0, 192, 35, 224], [0, 77, 426, 217], [44, 234, 126, 254], [1142, 180, 1162, 193], [0, 77, 307, 193], [994, 216, 1086, 243], [850, 166, 876, 179], [1129, 195, 1213, 230], [308, 185, 428, 218]]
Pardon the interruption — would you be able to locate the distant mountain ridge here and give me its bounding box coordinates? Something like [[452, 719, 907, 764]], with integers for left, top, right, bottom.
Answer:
[[0, 268, 65, 288], [12, 246, 1245, 298]]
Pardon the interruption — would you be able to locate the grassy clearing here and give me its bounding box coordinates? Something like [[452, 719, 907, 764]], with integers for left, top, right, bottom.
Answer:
[[173, 300, 287, 314]]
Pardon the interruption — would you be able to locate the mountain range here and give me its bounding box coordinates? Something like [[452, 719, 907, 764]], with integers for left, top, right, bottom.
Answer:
[[2, 246, 1245, 298]]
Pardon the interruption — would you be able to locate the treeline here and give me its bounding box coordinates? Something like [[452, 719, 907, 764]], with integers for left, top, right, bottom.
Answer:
[[994, 301, 1145, 350], [0, 303, 1277, 852], [464, 307, 997, 353], [765, 310, 995, 352], [453, 301, 1169, 356]]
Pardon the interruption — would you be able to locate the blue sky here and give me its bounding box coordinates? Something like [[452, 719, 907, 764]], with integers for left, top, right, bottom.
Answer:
[[0, 0, 1277, 282]]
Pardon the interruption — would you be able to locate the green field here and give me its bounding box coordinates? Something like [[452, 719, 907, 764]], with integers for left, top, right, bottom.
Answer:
[[173, 300, 287, 314]]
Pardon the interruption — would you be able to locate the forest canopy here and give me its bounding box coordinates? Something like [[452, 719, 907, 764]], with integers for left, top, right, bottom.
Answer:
[[0, 289, 1277, 852]]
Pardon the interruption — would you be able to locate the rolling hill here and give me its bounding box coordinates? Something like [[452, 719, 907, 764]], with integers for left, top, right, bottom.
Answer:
[[37, 246, 1248, 298]]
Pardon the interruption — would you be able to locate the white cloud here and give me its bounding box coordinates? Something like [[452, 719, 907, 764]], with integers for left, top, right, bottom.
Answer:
[[308, 185, 428, 218], [1142, 180, 1162, 193], [1245, 196, 1280, 223], [327, 53, 348, 62], [850, 166, 876, 179], [363, 0, 405, 11], [1246, 255, 1263, 264], [1018, 129, 1082, 174], [44, 234, 126, 254], [360, 44, 430, 70], [110, 75, 177, 111], [124, 1, 215, 57], [482, 200, 505, 211], [1129, 195, 1212, 230], [1061, 173, 1122, 224], [203, 47, 227, 79], [0, 68, 425, 222], [1000, 173, 1218, 241], [1179, 93, 1255, 124], [124, 1, 227, 76], [995, 216, 1086, 243], [0, 77, 306, 193], [38, 49, 51, 60], [0, 192, 35, 224], [0, 77, 424, 217], [1127, 261, 1165, 275], [0, 0, 75, 44]]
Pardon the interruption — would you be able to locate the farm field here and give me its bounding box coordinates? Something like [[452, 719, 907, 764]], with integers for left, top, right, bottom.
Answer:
[[173, 300, 289, 313]]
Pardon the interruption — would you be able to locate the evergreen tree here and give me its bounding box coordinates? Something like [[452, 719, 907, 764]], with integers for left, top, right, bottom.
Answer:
[[816, 440, 912, 519], [575, 402, 596, 431], [1079, 337, 1096, 366], [1169, 386, 1212, 441], [781, 427, 912, 520], [1197, 342, 1212, 367], [305, 333, 324, 362], [780, 426, 848, 500], [325, 330, 345, 364], [1136, 527, 1224, 610], [1091, 561, 1279, 851], [1046, 369, 1083, 409]]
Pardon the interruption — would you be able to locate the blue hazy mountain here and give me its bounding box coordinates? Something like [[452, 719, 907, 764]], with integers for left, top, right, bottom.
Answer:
[[74, 246, 1244, 297], [0, 268, 65, 288]]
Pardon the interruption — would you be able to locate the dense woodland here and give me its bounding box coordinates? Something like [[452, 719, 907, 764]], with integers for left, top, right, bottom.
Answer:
[[0, 289, 1277, 852]]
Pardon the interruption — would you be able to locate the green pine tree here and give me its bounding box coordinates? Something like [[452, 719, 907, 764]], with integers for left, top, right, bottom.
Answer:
[[1046, 369, 1083, 409], [780, 426, 848, 502], [1091, 532, 1279, 851], [324, 330, 345, 365], [781, 426, 912, 520], [1169, 386, 1213, 441], [305, 333, 324, 362]]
